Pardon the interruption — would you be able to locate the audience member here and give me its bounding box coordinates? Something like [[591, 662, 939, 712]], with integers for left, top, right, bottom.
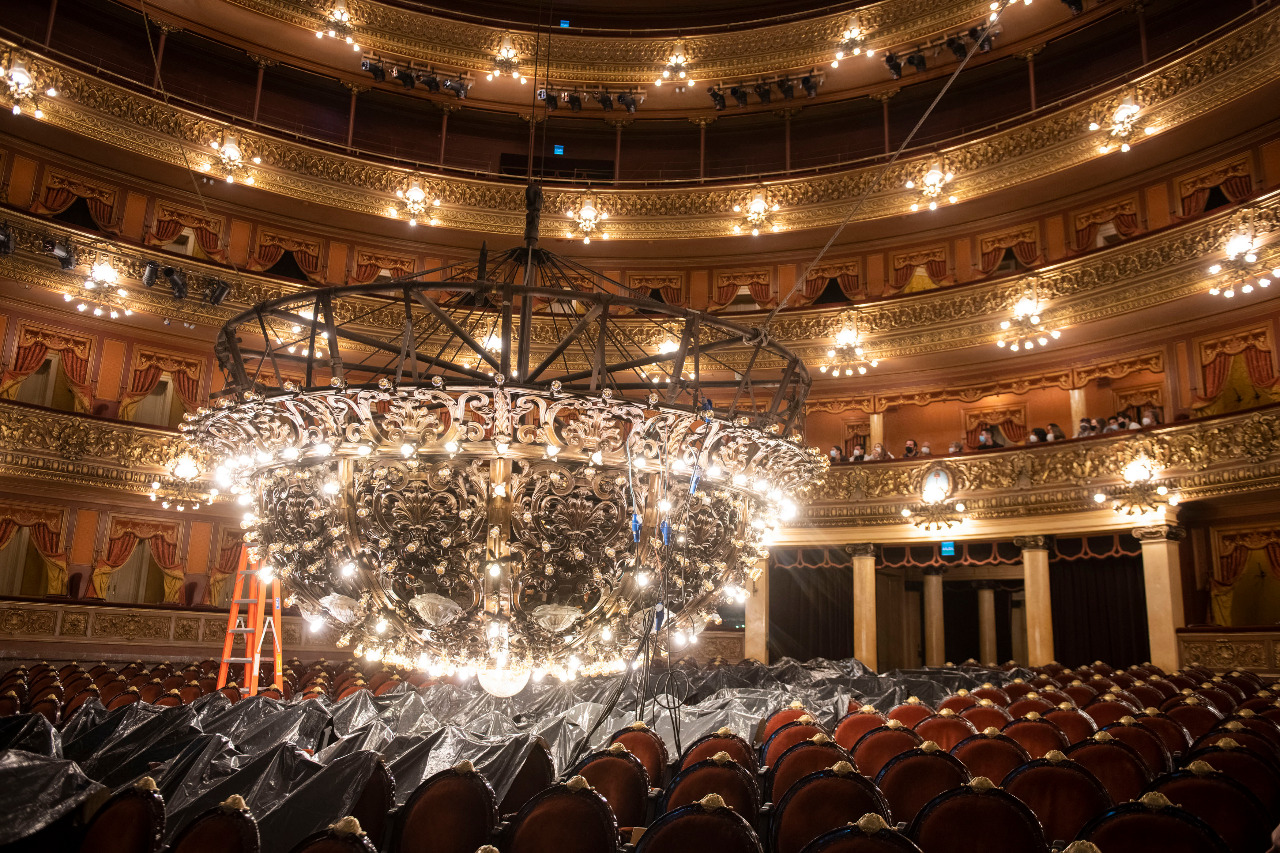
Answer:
[[829, 445, 845, 463], [1102, 416, 1121, 433], [975, 429, 997, 449], [902, 439, 920, 458], [1074, 418, 1092, 438], [948, 441, 963, 454], [1141, 407, 1161, 426], [920, 441, 932, 456], [1028, 427, 1047, 443], [867, 442, 894, 460], [1047, 423, 1065, 441], [849, 444, 865, 462]]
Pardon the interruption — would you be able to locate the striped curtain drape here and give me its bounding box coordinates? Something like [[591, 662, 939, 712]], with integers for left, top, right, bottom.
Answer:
[[0, 332, 95, 412], [0, 508, 67, 595], [91, 523, 185, 603]]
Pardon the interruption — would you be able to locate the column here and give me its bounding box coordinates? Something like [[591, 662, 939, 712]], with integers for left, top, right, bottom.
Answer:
[[689, 117, 712, 182], [1135, 2, 1149, 66], [44, 0, 58, 46], [780, 108, 796, 172], [976, 581, 998, 666], [1069, 388, 1088, 431], [249, 56, 276, 123], [922, 567, 945, 667], [871, 89, 898, 155], [847, 544, 878, 670], [1018, 46, 1042, 112], [1136, 525, 1187, 672], [869, 412, 885, 451], [1017, 536, 1054, 666], [608, 119, 631, 184], [343, 82, 365, 149], [744, 558, 769, 663], [151, 24, 173, 88], [439, 106, 456, 167]]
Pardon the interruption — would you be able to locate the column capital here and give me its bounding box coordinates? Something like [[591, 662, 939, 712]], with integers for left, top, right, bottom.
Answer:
[[1133, 524, 1186, 543], [922, 566, 947, 576], [342, 81, 368, 94], [687, 115, 716, 127], [1016, 45, 1045, 61], [870, 88, 899, 102], [606, 118, 633, 129], [248, 54, 279, 69], [844, 543, 877, 558], [1015, 535, 1049, 551]]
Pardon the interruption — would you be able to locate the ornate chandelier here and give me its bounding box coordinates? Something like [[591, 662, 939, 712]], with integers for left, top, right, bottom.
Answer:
[[186, 230, 822, 695], [902, 473, 967, 531], [315, 0, 361, 50], [819, 321, 880, 377], [1, 51, 57, 118], [390, 179, 441, 227], [831, 21, 868, 67], [201, 131, 261, 184], [996, 280, 1061, 353], [1089, 95, 1157, 154], [906, 163, 956, 211], [655, 41, 692, 89], [1093, 456, 1181, 517], [1208, 209, 1276, 299], [62, 258, 135, 320], [488, 33, 526, 83], [732, 186, 782, 236], [150, 455, 218, 512], [564, 192, 609, 243]]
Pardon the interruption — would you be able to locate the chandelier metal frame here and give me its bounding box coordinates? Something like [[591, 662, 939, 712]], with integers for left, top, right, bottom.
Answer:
[[188, 226, 821, 691], [1208, 208, 1277, 299]]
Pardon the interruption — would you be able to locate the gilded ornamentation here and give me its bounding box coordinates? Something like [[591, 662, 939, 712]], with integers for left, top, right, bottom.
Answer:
[[91, 612, 171, 642], [174, 617, 200, 642], [60, 612, 88, 636], [1182, 638, 1265, 670], [978, 224, 1040, 257], [0, 607, 57, 635], [1014, 536, 1047, 551]]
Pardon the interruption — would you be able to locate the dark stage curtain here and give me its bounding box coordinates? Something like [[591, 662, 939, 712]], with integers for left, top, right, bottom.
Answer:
[[943, 583, 979, 664], [768, 565, 853, 662], [1050, 556, 1150, 667]]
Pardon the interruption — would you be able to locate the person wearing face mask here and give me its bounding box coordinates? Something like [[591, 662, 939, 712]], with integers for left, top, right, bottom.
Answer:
[[867, 442, 894, 461], [1074, 418, 1092, 438], [1047, 423, 1065, 441], [849, 444, 865, 462], [920, 441, 932, 456], [829, 445, 846, 463], [1141, 407, 1161, 427], [903, 439, 920, 458], [1028, 427, 1047, 444]]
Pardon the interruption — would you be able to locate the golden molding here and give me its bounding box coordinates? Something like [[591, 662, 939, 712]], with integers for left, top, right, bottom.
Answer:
[[11, 7, 1280, 239], [222, 0, 997, 85], [801, 406, 1280, 526]]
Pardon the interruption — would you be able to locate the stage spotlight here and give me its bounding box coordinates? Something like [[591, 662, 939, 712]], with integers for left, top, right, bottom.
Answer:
[[884, 53, 903, 79], [906, 51, 927, 73], [44, 238, 74, 270], [568, 92, 582, 112], [420, 73, 441, 93], [617, 92, 637, 113], [142, 260, 159, 288], [394, 68, 415, 89], [946, 36, 968, 62], [777, 79, 795, 100], [800, 74, 818, 97], [1061, 0, 1084, 13], [968, 27, 994, 52], [442, 78, 467, 99], [753, 83, 772, 104], [0, 224, 11, 256], [542, 90, 559, 111], [707, 87, 726, 110], [207, 279, 231, 306], [162, 266, 188, 300], [595, 91, 613, 111], [729, 86, 749, 107], [361, 59, 385, 82]]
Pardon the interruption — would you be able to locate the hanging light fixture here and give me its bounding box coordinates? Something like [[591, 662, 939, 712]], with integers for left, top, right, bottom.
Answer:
[[488, 33, 526, 83], [832, 20, 869, 67], [200, 130, 261, 185], [1207, 208, 1276, 299], [655, 40, 693, 90], [819, 317, 880, 376], [906, 162, 957, 211], [1093, 455, 1181, 517], [732, 186, 782, 236], [565, 191, 609, 243], [61, 256, 135, 320], [184, 231, 823, 695], [1089, 94, 1158, 154], [315, 0, 360, 50], [901, 474, 967, 531], [390, 178, 442, 227], [1, 50, 56, 117], [996, 277, 1061, 352], [149, 454, 219, 512]]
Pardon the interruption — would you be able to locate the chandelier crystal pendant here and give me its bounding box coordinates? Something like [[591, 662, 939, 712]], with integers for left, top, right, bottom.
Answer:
[[1089, 95, 1158, 154], [1, 51, 57, 117], [150, 454, 218, 512], [1093, 455, 1181, 517], [185, 238, 823, 695], [488, 33, 526, 83], [315, 0, 361, 50], [996, 279, 1061, 352], [201, 131, 261, 185], [819, 320, 880, 377], [564, 191, 609, 243], [655, 40, 692, 89], [832, 21, 869, 67], [63, 258, 135, 320], [732, 186, 782, 236], [1207, 209, 1276, 298], [906, 163, 957, 211], [390, 179, 442, 227]]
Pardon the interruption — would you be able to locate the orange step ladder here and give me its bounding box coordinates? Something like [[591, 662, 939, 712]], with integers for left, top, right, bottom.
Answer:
[[216, 547, 284, 696]]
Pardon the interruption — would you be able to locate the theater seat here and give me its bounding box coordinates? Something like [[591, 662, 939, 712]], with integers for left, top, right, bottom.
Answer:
[[634, 795, 761, 853], [677, 728, 756, 773], [285, 816, 377, 853], [886, 697, 934, 728], [501, 776, 618, 853], [1003, 751, 1111, 846], [798, 813, 923, 853], [767, 736, 850, 803], [1000, 714, 1069, 759], [1146, 761, 1271, 853], [1075, 792, 1230, 853], [169, 795, 261, 853], [571, 745, 650, 830], [608, 722, 669, 785], [912, 712, 976, 751], [949, 729, 1030, 785], [663, 753, 759, 821], [77, 776, 165, 853], [770, 763, 892, 853], [1064, 732, 1152, 805], [874, 743, 971, 825], [834, 707, 888, 751], [907, 777, 1048, 853], [850, 722, 923, 778], [392, 760, 496, 853]]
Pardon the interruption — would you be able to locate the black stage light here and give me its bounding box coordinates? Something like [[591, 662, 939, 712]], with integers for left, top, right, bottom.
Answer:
[[1062, 0, 1084, 14], [595, 91, 613, 111], [753, 83, 772, 104], [617, 92, 636, 113], [0, 224, 11, 256], [968, 27, 994, 52], [45, 238, 74, 270], [442, 78, 467, 99], [142, 260, 159, 288], [906, 51, 927, 73], [946, 36, 968, 62], [884, 53, 903, 79], [394, 68, 415, 89], [729, 86, 749, 107], [800, 74, 818, 97], [707, 88, 726, 110], [207, 279, 231, 306], [421, 73, 440, 93], [777, 79, 795, 100], [361, 59, 385, 82], [568, 93, 583, 112], [162, 266, 188, 300], [543, 90, 559, 111]]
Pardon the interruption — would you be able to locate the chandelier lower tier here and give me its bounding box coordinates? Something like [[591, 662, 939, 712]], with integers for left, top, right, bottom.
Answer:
[[188, 257, 822, 694]]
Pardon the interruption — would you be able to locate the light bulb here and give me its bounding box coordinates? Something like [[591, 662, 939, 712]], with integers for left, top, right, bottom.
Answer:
[[341, 562, 356, 577]]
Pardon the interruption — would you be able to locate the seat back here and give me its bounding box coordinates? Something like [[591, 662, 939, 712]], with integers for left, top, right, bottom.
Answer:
[[767, 739, 849, 803], [169, 796, 261, 853], [1133, 711, 1192, 760], [392, 762, 496, 853], [678, 729, 756, 773], [874, 745, 971, 825], [1147, 763, 1271, 853], [907, 778, 1048, 853], [759, 703, 813, 745], [886, 698, 934, 728], [1165, 698, 1224, 739], [970, 685, 1012, 706], [1100, 720, 1172, 774], [1043, 706, 1097, 745], [498, 740, 556, 817], [609, 723, 669, 784], [285, 817, 377, 853], [634, 796, 761, 853], [1000, 715, 1069, 759], [850, 724, 923, 778], [959, 701, 1012, 733], [1082, 696, 1134, 729], [762, 720, 825, 768], [502, 777, 618, 853], [949, 730, 1030, 784], [1002, 753, 1111, 846], [798, 814, 922, 853], [663, 755, 759, 821], [1007, 695, 1054, 718], [912, 714, 976, 751], [572, 746, 650, 829], [349, 759, 394, 850], [770, 765, 891, 853], [1076, 793, 1230, 853], [937, 692, 977, 714], [1193, 724, 1280, 764], [833, 709, 887, 751], [77, 777, 166, 853], [1184, 740, 1280, 816], [1064, 733, 1152, 804]]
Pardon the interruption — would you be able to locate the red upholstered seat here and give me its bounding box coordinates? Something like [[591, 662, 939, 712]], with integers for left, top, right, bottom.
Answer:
[[971, 685, 1012, 707], [798, 815, 923, 853], [886, 698, 934, 728], [1222, 670, 1264, 695], [77, 777, 166, 853], [1099, 720, 1172, 775], [770, 765, 892, 853], [1000, 716, 1069, 759], [1185, 741, 1280, 817], [1003, 753, 1111, 844], [850, 724, 923, 778], [1165, 698, 1224, 739], [759, 702, 815, 745], [1082, 696, 1135, 729], [285, 818, 378, 853], [1147, 763, 1272, 853], [1133, 711, 1193, 761], [1194, 725, 1280, 764], [768, 738, 850, 802], [959, 701, 1012, 733], [1127, 682, 1166, 709], [572, 747, 651, 829], [1144, 677, 1179, 700], [502, 778, 618, 853], [169, 796, 261, 853], [663, 756, 760, 821], [1044, 706, 1098, 745], [498, 740, 556, 817], [1228, 711, 1280, 748], [907, 777, 1048, 853], [1076, 793, 1230, 853], [937, 692, 977, 714], [30, 696, 61, 725], [1007, 695, 1055, 718], [1064, 733, 1152, 805], [949, 730, 1030, 784], [762, 720, 826, 769], [874, 745, 971, 825], [392, 762, 496, 853], [834, 709, 888, 751], [678, 729, 756, 773], [610, 723, 669, 784], [1061, 683, 1099, 708], [634, 796, 761, 853], [107, 688, 142, 711], [912, 714, 976, 751]]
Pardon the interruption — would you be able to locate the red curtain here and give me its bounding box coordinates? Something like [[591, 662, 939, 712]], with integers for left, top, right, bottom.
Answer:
[[85, 197, 115, 230], [1267, 543, 1280, 582], [748, 280, 775, 308], [38, 185, 76, 214], [171, 368, 202, 410], [1201, 352, 1234, 400], [892, 264, 915, 292], [1181, 188, 1211, 218], [1114, 211, 1141, 237], [350, 260, 384, 285], [979, 248, 1004, 275], [966, 418, 1028, 447], [0, 339, 51, 393], [149, 217, 184, 245], [925, 258, 948, 282], [27, 523, 63, 561], [1075, 223, 1099, 252], [193, 225, 223, 259], [1215, 545, 1251, 588], [710, 280, 739, 309], [249, 243, 286, 271], [148, 535, 183, 574], [294, 248, 324, 282], [117, 363, 165, 420], [1012, 239, 1040, 267], [1221, 175, 1254, 204], [660, 283, 685, 307], [0, 519, 17, 551], [1243, 346, 1278, 389]]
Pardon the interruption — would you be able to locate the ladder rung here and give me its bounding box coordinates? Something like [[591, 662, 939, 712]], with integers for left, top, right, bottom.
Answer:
[[227, 628, 254, 634], [223, 657, 252, 663], [233, 598, 258, 604]]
